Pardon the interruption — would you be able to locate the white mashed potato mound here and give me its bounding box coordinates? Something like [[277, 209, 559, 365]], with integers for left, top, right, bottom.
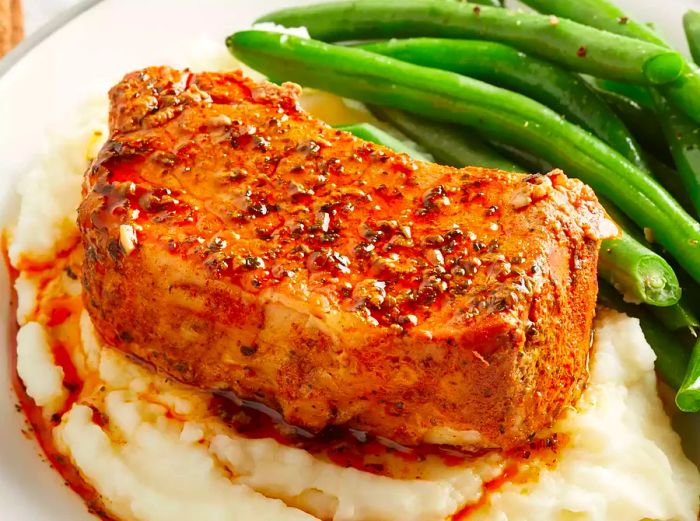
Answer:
[[9, 47, 700, 521], [57, 404, 316, 521], [14, 272, 38, 325], [208, 433, 496, 521], [16, 322, 67, 414], [8, 101, 107, 266]]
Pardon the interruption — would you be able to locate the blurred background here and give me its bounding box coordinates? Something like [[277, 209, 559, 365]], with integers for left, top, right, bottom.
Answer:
[[1, 0, 80, 58]]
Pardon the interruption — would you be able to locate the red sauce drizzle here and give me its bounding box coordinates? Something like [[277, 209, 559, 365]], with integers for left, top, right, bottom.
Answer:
[[13, 237, 81, 273], [2, 238, 115, 521], [452, 464, 519, 520], [50, 342, 84, 420]]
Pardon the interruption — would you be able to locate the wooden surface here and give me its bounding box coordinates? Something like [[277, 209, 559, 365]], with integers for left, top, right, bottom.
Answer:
[[0, 0, 23, 57]]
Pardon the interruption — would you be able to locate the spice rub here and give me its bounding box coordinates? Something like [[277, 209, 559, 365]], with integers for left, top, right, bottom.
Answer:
[[78, 67, 611, 450]]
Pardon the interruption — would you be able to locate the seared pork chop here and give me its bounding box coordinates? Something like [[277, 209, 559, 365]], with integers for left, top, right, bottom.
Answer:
[[79, 67, 611, 449]]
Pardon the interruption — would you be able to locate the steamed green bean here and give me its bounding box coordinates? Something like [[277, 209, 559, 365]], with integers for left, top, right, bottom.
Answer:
[[361, 38, 648, 170], [256, 0, 683, 85]]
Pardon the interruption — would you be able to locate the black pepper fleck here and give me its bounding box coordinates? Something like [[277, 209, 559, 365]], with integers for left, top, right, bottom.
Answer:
[[240, 345, 258, 356]]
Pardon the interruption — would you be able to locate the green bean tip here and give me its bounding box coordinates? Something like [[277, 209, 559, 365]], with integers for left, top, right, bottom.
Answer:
[[643, 51, 684, 84]]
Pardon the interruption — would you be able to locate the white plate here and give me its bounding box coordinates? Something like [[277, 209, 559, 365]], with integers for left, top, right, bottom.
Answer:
[[1, 0, 699, 519]]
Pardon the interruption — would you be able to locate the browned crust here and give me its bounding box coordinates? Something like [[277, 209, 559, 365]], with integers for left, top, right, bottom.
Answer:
[[79, 67, 609, 449]]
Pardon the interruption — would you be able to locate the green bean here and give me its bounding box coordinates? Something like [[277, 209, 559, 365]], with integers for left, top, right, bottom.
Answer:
[[360, 38, 648, 171], [666, 262, 700, 328], [593, 83, 699, 208], [519, 0, 700, 125], [598, 229, 681, 307], [595, 79, 655, 109], [489, 142, 553, 174], [601, 200, 696, 328], [677, 339, 700, 411], [597, 198, 680, 307], [651, 91, 700, 218], [582, 86, 691, 209], [684, 11, 700, 66], [592, 83, 697, 212], [592, 87, 671, 163], [659, 66, 700, 125], [227, 31, 700, 284], [335, 123, 430, 159], [255, 0, 683, 85], [652, 297, 700, 332], [645, 155, 696, 217], [644, 321, 692, 392], [598, 281, 690, 391], [367, 106, 523, 172], [518, 0, 667, 46], [522, 0, 700, 218]]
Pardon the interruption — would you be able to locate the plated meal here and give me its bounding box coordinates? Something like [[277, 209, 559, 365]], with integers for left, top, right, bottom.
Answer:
[[4, 0, 700, 520]]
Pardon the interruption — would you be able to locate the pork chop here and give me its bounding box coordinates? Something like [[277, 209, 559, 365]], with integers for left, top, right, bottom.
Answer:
[[78, 66, 612, 449]]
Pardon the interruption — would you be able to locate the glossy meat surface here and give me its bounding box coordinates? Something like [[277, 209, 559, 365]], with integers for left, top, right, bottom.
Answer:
[[78, 67, 612, 449]]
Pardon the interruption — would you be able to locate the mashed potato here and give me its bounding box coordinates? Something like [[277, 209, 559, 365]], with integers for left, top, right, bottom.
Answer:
[[6, 51, 700, 521]]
